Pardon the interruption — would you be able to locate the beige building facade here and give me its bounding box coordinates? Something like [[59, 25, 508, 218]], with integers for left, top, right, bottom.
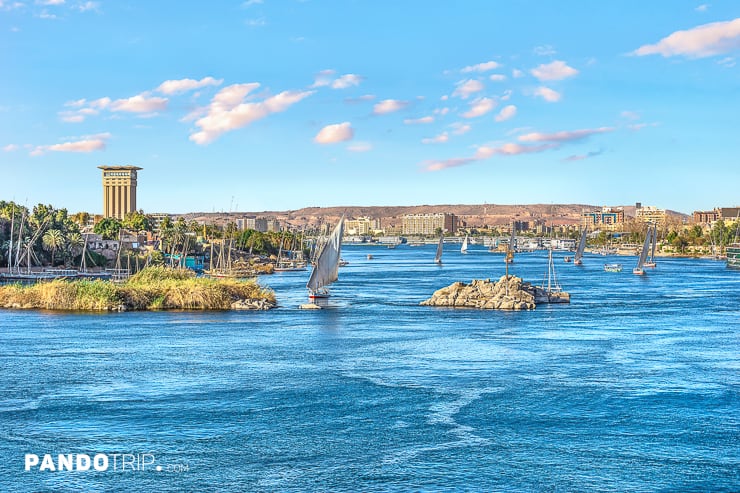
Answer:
[[402, 213, 457, 235], [99, 165, 142, 220]]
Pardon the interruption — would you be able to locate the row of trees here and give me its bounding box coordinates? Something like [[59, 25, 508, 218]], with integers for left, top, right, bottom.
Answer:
[[0, 201, 92, 268]]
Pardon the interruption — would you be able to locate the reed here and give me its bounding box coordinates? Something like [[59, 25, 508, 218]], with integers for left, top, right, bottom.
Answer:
[[0, 267, 275, 311]]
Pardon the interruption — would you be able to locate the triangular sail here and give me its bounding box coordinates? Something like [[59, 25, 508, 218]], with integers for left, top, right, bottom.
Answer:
[[307, 216, 345, 292], [636, 225, 652, 269], [574, 227, 587, 263], [648, 225, 657, 262], [461, 235, 468, 253], [509, 223, 516, 252], [435, 235, 444, 263]]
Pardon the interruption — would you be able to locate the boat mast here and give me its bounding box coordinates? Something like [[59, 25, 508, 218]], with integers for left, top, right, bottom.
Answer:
[[7, 204, 14, 275], [14, 212, 26, 273]]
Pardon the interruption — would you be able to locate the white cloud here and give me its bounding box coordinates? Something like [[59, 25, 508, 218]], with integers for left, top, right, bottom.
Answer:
[[718, 56, 736, 67], [242, 0, 263, 6], [37, 0, 64, 5], [110, 93, 168, 113], [372, 99, 409, 115], [423, 142, 558, 171], [533, 86, 561, 102], [156, 77, 223, 95], [512, 69, 524, 78], [461, 61, 501, 73], [452, 79, 484, 99], [533, 45, 556, 56], [450, 123, 471, 135], [434, 107, 450, 116], [314, 122, 354, 144], [632, 17, 740, 58], [245, 17, 266, 27], [31, 133, 111, 156], [403, 116, 434, 125], [495, 105, 517, 122], [347, 141, 372, 152], [489, 74, 507, 82], [695, 4, 709, 12], [501, 89, 513, 101], [462, 97, 496, 118], [78, 1, 99, 12], [3, 144, 19, 152], [59, 112, 86, 123], [620, 110, 640, 120], [518, 126, 614, 143], [190, 84, 314, 144], [422, 132, 449, 144], [311, 69, 336, 88], [331, 74, 363, 89], [530, 60, 579, 81]]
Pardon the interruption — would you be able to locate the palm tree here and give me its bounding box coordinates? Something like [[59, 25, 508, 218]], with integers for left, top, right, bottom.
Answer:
[[42, 229, 65, 267], [66, 232, 84, 266]]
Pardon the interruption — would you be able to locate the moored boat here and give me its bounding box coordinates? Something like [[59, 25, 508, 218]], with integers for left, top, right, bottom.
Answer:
[[604, 263, 622, 272], [727, 243, 740, 269]]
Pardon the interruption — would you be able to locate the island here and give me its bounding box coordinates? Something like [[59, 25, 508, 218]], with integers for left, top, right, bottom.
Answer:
[[0, 266, 276, 312]]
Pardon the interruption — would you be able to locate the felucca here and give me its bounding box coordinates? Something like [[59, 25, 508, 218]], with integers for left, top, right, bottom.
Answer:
[[306, 216, 345, 299]]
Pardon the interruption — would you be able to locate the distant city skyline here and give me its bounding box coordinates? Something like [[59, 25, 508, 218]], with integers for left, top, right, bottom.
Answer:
[[1, 2, 739, 214]]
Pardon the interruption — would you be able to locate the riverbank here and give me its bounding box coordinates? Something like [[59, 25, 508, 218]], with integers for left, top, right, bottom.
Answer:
[[0, 266, 275, 311]]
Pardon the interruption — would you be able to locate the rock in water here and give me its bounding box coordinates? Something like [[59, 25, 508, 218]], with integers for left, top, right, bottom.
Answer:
[[420, 275, 536, 310], [231, 299, 276, 310]]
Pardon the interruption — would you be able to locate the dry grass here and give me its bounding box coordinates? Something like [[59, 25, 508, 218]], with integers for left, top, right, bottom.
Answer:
[[0, 267, 275, 311]]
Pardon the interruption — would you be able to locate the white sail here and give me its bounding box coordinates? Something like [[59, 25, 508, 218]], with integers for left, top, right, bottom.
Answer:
[[636, 225, 652, 270], [461, 235, 468, 254], [574, 227, 587, 263], [649, 225, 657, 263], [307, 216, 345, 293], [435, 235, 444, 264]]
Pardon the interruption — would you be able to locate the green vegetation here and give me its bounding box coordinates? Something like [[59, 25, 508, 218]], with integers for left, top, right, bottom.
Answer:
[[0, 266, 275, 311], [93, 217, 122, 240], [1, 201, 87, 268]]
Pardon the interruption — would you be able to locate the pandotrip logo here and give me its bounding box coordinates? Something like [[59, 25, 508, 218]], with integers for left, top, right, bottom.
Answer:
[[24, 453, 190, 473]]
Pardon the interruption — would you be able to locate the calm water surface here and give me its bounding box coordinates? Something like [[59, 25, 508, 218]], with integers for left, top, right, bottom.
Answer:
[[1, 245, 738, 492]]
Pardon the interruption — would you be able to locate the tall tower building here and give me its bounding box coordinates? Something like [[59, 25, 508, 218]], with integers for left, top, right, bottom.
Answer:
[[99, 165, 142, 219]]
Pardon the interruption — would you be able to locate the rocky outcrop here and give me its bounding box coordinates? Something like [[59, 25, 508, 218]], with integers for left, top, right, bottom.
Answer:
[[230, 299, 276, 310], [420, 275, 536, 310]]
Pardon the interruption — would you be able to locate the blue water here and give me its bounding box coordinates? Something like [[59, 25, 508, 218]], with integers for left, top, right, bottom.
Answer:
[[1, 245, 738, 492]]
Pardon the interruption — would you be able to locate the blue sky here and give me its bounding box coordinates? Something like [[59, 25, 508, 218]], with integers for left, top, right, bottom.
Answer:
[[1, 1, 739, 214]]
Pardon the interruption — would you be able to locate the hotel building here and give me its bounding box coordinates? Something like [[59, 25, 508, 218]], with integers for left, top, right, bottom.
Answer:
[[99, 165, 142, 220], [402, 213, 458, 235]]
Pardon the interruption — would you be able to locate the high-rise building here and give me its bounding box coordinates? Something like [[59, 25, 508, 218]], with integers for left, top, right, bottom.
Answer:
[[402, 213, 457, 235], [99, 165, 142, 220]]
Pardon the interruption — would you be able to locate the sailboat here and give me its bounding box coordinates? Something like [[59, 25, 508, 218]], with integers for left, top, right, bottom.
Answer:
[[573, 227, 587, 266], [535, 248, 570, 303], [643, 224, 657, 268], [306, 216, 345, 299], [633, 224, 652, 275], [460, 235, 469, 254], [434, 234, 444, 264]]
